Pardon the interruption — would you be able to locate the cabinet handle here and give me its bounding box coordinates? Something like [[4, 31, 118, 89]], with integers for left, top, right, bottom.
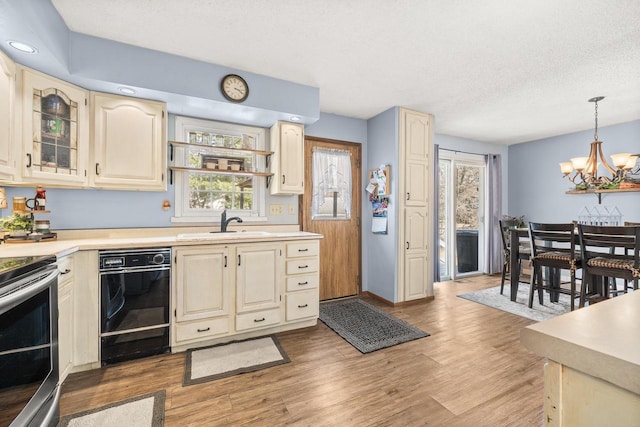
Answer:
[[282, 174, 286, 184], [254, 317, 265, 323], [298, 248, 309, 252], [197, 327, 210, 332], [60, 268, 71, 275], [406, 242, 410, 250], [26, 153, 32, 168], [95, 163, 100, 175], [298, 281, 308, 286], [406, 192, 410, 200], [298, 304, 308, 308], [224, 255, 227, 268], [298, 265, 308, 269], [238, 255, 241, 266]]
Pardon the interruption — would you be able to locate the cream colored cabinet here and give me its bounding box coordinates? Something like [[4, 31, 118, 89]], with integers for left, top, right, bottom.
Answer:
[[397, 108, 433, 302], [72, 250, 100, 369], [57, 254, 75, 382], [284, 240, 319, 322], [21, 68, 89, 186], [173, 246, 230, 345], [269, 121, 304, 195], [235, 242, 282, 331], [0, 50, 18, 181], [91, 92, 166, 191]]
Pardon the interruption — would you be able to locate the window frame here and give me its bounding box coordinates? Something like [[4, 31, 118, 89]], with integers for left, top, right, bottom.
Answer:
[[172, 116, 267, 223]]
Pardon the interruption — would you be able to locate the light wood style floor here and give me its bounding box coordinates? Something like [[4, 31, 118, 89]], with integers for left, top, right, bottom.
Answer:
[[60, 275, 545, 426]]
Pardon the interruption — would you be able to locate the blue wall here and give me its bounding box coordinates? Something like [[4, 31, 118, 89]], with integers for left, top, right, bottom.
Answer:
[[508, 120, 640, 224]]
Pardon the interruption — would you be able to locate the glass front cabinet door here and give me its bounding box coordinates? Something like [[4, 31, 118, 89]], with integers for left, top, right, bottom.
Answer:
[[22, 69, 89, 186]]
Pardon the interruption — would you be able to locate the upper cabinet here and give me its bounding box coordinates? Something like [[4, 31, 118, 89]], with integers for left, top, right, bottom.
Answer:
[[91, 92, 166, 191], [0, 50, 17, 181], [21, 68, 89, 186], [270, 121, 304, 195]]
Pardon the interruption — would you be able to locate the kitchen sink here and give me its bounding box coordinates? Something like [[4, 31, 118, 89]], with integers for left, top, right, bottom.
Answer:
[[176, 231, 272, 241]]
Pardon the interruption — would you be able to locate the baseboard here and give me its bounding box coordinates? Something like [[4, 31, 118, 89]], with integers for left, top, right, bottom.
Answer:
[[361, 291, 434, 307]]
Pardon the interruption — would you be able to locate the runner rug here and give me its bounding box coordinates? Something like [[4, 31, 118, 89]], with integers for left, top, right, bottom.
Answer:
[[319, 299, 430, 354], [58, 390, 165, 427], [183, 335, 289, 386]]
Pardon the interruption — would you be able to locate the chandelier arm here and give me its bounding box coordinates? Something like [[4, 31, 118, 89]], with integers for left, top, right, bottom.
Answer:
[[597, 141, 617, 175]]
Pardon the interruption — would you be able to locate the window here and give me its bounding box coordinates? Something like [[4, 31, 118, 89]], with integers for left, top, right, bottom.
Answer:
[[173, 117, 267, 223]]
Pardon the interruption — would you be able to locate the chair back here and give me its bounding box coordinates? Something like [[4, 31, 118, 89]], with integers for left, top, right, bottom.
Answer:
[[577, 224, 640, 270], [499, 219, 518, 252], [528, 222, 577, 259]]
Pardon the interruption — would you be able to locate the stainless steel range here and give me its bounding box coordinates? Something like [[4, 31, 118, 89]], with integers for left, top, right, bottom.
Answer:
[[0, 255, 60, 427]]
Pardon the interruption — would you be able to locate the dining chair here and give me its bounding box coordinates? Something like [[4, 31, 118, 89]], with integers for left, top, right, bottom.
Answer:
[[528, 222, 581, 311], [577, 224, 640, 307], [499, 219, 531, 295]]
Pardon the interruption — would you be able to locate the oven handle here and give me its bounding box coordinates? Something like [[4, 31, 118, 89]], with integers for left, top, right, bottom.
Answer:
[[99, 265, 171, 274], [0, 267, 58, 316]]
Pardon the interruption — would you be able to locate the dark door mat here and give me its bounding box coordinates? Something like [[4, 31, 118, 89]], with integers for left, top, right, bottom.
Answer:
[[319, 299, 429, 353]]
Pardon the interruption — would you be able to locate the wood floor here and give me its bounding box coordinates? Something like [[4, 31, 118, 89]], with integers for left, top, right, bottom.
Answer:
[[59, 275, 545, 426]]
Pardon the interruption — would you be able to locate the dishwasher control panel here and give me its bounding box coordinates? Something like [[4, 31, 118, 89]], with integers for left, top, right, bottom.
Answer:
[[99, 248, 171, 271]]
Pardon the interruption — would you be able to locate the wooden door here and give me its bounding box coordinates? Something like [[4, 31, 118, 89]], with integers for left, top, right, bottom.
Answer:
[[302, 137, 361, 300]]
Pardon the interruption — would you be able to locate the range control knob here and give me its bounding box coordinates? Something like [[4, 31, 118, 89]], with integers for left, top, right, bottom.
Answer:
[[151, 253, 166, 265]]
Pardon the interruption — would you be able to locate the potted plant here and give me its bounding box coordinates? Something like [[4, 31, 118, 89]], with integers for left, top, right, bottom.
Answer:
[[0, 213, 34, 236]]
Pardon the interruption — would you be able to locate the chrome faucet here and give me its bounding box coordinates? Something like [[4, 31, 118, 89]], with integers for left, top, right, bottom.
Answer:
[[220, 209, 243, 232]]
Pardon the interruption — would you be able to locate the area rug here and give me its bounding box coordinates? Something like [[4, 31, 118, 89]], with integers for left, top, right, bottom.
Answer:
[[183, 335, 289, 386], [457, 283, 572, 322], [319, 299, 430, 354], [58, 390, 165, 426]]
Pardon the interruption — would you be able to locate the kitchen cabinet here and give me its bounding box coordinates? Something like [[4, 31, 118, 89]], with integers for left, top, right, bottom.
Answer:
[[173, 246, 230, 345], [71, 250, 100, 370], [235, 242, 282, 331], [284, 240, 319, 321], [57, 253, 74, 382], [0, 50, 17, 181], [91, 92, 167, 191], [397, 108, 433, 301], [269, 121, 304, 195], [21, 67, 89, 186]]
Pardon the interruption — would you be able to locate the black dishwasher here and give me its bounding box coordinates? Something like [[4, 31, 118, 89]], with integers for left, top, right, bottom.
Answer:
[[99, 248, 171, 365]]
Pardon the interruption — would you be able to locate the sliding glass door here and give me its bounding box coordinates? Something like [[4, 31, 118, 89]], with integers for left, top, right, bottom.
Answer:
[[438, 152, 486, 280]]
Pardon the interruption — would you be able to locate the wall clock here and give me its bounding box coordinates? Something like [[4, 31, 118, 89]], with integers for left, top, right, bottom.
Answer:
[[220, 74, 249, 103]]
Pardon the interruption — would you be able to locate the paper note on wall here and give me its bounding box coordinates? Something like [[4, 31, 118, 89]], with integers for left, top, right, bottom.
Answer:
[[372, 216, 387, 234]]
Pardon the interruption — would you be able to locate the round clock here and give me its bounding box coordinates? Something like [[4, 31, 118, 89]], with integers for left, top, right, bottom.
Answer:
[[220, 74, 249, 103]]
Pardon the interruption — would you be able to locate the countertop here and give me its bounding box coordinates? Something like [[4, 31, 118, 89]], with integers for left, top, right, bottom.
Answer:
[[520, 290, 640, 395], [0, 231, 323, 258]]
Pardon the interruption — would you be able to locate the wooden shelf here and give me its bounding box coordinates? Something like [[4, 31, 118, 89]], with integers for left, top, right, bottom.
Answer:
[[13, 210, 51, 215], [565, 187, 640, 195], [168, 166, 273, 177], [168, 140, 273, 156]]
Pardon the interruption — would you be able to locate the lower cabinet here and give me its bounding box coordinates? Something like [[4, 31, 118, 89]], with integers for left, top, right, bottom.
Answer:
[[171, 238, 320, 350], [57, 254, 75, 382]]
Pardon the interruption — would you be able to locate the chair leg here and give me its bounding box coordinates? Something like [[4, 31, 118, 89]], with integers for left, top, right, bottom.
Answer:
[[537, 268, 544, 305], [500, 259, 508, 295], [570, 269, 575, 311], [528, 266, 536, 308]]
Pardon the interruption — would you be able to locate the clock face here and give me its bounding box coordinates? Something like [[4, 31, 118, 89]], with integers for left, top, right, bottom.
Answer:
[[221, 74, 249, 102]]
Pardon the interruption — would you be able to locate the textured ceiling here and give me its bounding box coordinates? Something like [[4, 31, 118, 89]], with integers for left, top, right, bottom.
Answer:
[[51, 0, 640, 144]]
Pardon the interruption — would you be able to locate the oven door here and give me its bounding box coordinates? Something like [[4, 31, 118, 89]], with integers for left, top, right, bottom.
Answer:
[[0, 265, 60, 427]]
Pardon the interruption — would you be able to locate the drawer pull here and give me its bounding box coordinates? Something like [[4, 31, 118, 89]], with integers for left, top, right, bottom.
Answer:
[[298, 281, 308, 286], [254, 317, 266, 323], [298, 265, 308, 269], [197, 327, 210, 333], [60, 268, 71, 275], [298, 248, 309, 252], [298, 304, 308, 308]]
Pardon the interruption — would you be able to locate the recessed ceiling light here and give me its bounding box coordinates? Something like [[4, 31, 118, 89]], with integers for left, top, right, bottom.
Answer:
[[8, 41, 38, 54], [118, 87, 136, 95], [290, 116, 301, 122]]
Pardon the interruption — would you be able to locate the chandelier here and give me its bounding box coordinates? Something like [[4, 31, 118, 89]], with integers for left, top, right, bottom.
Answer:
[[559, 96, 638, 190]]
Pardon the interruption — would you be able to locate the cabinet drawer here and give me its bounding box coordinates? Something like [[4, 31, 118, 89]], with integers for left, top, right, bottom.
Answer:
[[286, 241, 319, 258], [175, 317, 229, 343], [235, 308, 281, 332], [286, 258, 319, 275], [286, 290, 319, 321], [286, 274, 319, 292]]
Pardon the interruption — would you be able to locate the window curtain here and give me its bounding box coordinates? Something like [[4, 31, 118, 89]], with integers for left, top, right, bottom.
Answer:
[[311, 147, 352, 219], [433, 144, 441, 282], [484, 154, 502, 274]]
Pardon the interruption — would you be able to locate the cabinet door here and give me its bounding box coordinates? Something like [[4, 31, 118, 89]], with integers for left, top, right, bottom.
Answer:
[[57, 254, 74, 381], [0, 50, 17, 181], [405, 252, 428, 300], [21, 68, 89, 186], [175, 246, 229, 322], [236, 243, 282, 313], [402, 110, 430, 206], [270, 121, 304, 195], [91, 92, 166, 191]]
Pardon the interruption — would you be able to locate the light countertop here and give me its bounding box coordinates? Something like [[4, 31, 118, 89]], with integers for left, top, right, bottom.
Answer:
[[0, 231, 323, 258], [521, 290, 640, 395]]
